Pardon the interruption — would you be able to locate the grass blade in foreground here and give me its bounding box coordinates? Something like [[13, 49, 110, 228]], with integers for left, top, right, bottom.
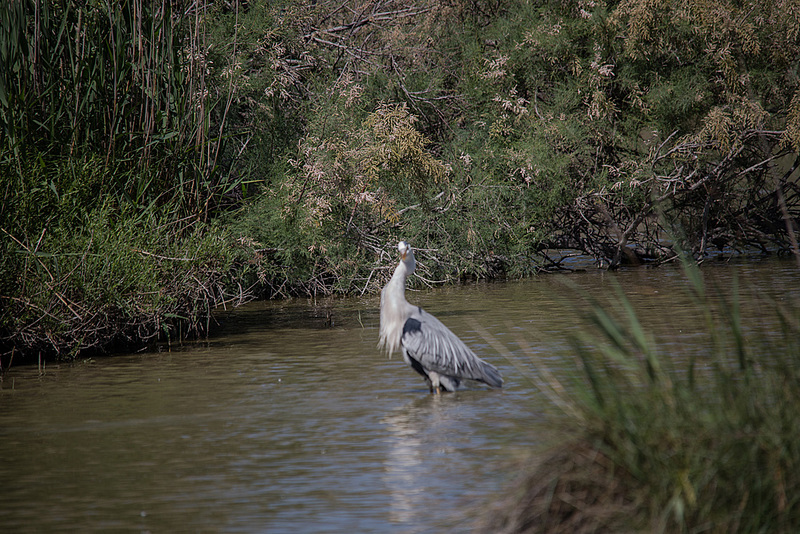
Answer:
[[483, 266, 800, 533]]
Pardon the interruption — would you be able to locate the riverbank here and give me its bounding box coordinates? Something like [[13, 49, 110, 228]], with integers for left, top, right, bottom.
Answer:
[[2, 0, 799, 364]]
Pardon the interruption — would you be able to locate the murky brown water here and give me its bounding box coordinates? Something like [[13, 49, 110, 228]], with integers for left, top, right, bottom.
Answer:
[[1, 257, 798, 532]]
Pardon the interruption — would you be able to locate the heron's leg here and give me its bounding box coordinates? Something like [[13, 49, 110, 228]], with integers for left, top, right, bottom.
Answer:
[[428, 372, 442, 394]]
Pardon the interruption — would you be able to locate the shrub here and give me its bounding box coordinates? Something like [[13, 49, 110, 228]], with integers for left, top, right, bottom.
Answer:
[[1, 200, 256, 359]]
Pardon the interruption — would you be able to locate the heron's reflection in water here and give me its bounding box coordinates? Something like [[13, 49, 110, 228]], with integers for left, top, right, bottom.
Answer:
[[381, 393, 470, 528]]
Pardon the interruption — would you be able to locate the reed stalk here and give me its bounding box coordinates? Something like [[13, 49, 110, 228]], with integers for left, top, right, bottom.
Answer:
[[484, 258, 800, 533], [0, 1, 252, 362]]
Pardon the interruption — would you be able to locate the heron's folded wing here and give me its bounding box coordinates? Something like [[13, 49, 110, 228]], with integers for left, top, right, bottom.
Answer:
[[401, 308, 490, 381]]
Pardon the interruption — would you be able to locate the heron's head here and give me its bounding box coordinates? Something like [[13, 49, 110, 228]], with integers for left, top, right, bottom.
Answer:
[[397, 241, 415, 272], [398, 241, 410, 260]]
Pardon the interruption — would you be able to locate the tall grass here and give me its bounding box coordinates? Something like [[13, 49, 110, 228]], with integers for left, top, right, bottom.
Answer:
[[0, 0, 245, 221], [0, 1, 255, 362], [485, 260, 800, 533]]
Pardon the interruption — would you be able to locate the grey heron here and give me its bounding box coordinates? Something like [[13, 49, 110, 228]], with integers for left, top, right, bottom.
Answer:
[[379, 241, 504, 393]]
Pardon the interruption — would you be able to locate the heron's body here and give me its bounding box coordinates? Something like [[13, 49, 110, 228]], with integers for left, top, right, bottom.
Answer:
[[379, 242, 503, 393]]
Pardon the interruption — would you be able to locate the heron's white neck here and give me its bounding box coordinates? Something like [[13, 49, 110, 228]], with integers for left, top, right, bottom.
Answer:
[[387, 250, 415, 294], [379, 254, 415, 355]]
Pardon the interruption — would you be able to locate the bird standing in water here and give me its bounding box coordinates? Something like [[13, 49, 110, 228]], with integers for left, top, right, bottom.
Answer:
[[379, 241, 503, 393]]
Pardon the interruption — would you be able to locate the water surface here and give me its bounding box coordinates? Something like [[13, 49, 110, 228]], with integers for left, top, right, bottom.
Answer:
[[1, 257, 798, 532]]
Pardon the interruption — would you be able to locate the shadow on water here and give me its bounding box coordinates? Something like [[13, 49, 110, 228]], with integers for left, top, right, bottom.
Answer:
[[0, 256, 798, 532]]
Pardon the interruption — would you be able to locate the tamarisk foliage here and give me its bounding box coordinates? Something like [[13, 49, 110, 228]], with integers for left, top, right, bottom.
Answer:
[[231, 0, 800, 280]]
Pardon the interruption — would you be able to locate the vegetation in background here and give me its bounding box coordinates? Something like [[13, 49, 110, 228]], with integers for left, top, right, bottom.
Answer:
[[225, 0, 800, 274], [2, 0, 800, 362], [481, 259, 800, 533], [0, 0, 261, 361]]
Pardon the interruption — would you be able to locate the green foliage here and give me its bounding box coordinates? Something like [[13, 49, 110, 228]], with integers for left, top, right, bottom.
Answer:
[[0, 1, 260, 359], [208, 0, 800, 282], [567, 266, 800, 532], [487, 261, 800, 532], [0, 0, 253, 221], [3, 0, 800, 359], [783, 88, 800, 154], [291, 100, 446, 228], [203, 0, 306, 193], [3, 1, 185, 160], [1, 200, 256, 357]]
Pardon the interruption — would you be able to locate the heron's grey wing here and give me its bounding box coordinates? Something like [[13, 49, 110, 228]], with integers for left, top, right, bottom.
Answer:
[[401, 307, 503, 387]]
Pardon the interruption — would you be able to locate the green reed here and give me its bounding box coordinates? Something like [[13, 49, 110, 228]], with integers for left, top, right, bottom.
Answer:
[[0, 0, 241, 220], [0, 1, 253, 362], [486, 259, 800, 533], [579, 267, 800, 532]]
